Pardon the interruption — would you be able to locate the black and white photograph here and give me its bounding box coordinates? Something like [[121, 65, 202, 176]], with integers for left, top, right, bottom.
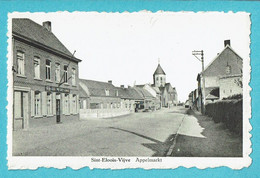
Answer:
[[7, 11, 251, 169]]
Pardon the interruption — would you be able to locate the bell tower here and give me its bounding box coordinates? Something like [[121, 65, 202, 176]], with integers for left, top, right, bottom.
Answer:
[[153, 59, 166, 87]]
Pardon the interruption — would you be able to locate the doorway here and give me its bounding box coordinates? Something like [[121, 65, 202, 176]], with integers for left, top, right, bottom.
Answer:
[[14, 91, 28, 130]]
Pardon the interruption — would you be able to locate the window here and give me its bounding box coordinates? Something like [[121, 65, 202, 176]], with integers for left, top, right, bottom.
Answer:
[[226, 65, 231, 74], [160, 77, 162, 81], [55, 63, 60, 83], [116, 90, 118, 96], [34, 57, 40, 79], [47, 93, 52, 115], [72, 94, 77, 114], [64, 66, 68, 83], [46, 60, 51, 80], [64, 94, 69, 115], [105, 89, 109, 96], [72, 68, 76, 85], [156, 77, 159, 81], [17, 51, 25, 75], [35, 91, 41, 116]]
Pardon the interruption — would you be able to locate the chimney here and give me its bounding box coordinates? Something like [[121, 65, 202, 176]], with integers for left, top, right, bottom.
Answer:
[[224, 40, 231, 47], [120, 85, 124, 88], [42, 21, 52, 32], [108, 80, 112, 84]]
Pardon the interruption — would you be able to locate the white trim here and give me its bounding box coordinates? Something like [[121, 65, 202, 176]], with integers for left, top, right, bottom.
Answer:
[[14, 86, 30, 92]]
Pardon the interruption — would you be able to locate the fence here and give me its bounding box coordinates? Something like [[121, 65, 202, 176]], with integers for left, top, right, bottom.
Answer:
[[205, 99, 242, 134], [80, 108, 131, 119]]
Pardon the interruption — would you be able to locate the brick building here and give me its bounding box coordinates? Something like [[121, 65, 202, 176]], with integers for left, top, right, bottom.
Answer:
[[12, 18, 81, 130]]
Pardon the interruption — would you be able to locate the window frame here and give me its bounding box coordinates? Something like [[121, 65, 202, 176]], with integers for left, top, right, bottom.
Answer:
[[64, 65, 68, 84], [55, 63, 61, 83], [34, 57, 41, 79], [46, 59, 51, 80], [17, 51, 25, 76]]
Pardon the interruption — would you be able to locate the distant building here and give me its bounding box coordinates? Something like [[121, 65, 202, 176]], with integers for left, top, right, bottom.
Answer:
[[79, 79, 120, 109], [12, 18, 81, 130], [196, 40, 243, 111], [152, 63, 178, 107]]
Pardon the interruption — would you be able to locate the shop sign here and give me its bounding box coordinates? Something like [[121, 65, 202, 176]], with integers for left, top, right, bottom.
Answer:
[[45, 86, 70, 93]]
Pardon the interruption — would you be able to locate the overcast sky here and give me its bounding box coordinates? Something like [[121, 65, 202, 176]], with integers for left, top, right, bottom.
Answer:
[[10, 12, 250, 102]]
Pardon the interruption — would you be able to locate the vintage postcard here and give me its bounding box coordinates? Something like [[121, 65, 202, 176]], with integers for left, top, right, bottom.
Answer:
[[7, 11, 251, 169]]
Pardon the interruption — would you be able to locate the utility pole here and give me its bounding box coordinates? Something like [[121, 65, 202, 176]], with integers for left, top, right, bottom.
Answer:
[[192, 50, 206, 114]]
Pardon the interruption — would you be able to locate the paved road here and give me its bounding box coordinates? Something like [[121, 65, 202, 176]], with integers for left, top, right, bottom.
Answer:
[[13, 107, 194, 156]]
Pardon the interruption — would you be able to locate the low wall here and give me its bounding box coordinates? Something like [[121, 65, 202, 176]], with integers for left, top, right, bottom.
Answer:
[[205, 99, 242, 134], [80, 108, 131, 119]]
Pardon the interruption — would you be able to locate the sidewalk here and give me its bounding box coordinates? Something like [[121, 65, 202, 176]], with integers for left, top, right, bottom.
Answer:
[[171, 109, 242, 157]]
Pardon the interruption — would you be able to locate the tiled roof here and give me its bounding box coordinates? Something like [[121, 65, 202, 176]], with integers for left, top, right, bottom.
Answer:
[[12, 18, 81, 62], [153, 64, 166, 75], [134, 87, 154, 99], [79, 79, 118, 97], [79, 84, 89, 98]]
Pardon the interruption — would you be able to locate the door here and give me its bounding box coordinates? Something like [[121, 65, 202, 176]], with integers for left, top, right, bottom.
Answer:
[[14, 91, 28, 130], [56, 99, 61, 123]]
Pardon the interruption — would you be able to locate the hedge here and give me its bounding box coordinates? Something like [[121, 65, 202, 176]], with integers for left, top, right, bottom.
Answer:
[[205, 99, 242, 134]]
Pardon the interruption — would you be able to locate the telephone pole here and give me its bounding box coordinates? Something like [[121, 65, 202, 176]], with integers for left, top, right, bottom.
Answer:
[[192, 50, 206, 114]]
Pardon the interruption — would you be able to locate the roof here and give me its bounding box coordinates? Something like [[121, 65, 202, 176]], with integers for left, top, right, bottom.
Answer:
[[79, 79, 118, 97], [165, 83, 176, 93], [152, 86, 161, 94], [12, 18, 81, 62], [202, 45, 242, 76], [134, 87, 154, 99], [205, 87, 219, 100], [79, 84, 89, 98], [153, 64, 166, 75]]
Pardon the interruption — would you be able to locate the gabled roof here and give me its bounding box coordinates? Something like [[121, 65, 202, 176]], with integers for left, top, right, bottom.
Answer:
[[202, 45, 243, 76], [12, 18, 81, 62], [153, 64, 166, 75], [79, 79, 118, 97]]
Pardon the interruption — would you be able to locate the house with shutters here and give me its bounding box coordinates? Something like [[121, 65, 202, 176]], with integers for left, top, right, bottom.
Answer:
[[12, 18, 81, 130], [196, 40, 243, 111]]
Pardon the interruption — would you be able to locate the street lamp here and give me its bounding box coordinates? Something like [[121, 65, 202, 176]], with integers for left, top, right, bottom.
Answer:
[[192, 50, 206, 114]]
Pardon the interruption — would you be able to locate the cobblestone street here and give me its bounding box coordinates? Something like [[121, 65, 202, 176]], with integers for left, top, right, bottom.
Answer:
[[13, 107, 190, 156]]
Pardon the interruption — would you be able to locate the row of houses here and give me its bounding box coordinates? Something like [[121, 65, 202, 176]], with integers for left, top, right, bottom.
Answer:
[[188, 40, 243, 112], [12, 18, 178, 130]]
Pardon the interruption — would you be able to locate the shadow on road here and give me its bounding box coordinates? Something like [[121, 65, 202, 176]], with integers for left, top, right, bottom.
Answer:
[[109, 127, 175, 157], [171, 109, 243, 157]]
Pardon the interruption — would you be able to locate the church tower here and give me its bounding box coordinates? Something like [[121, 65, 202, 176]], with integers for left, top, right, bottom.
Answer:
[[153, 62, 166, 87]]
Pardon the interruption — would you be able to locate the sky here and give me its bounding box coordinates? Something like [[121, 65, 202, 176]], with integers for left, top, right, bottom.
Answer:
[[10, 12, 250, 102]]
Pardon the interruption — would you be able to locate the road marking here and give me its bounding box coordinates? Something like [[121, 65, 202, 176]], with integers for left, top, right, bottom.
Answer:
[[166, 114, 186, 156]]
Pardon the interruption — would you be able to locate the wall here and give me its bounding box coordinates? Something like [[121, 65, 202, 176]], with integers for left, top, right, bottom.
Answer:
[[154, 74, 166, 87], [80, 108, 131, 119], [219, 75, 243, 99]]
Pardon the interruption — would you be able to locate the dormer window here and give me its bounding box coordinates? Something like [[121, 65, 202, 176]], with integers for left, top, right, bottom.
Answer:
[[105, 89, 109, 96], [226, 65, 231, 74]]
